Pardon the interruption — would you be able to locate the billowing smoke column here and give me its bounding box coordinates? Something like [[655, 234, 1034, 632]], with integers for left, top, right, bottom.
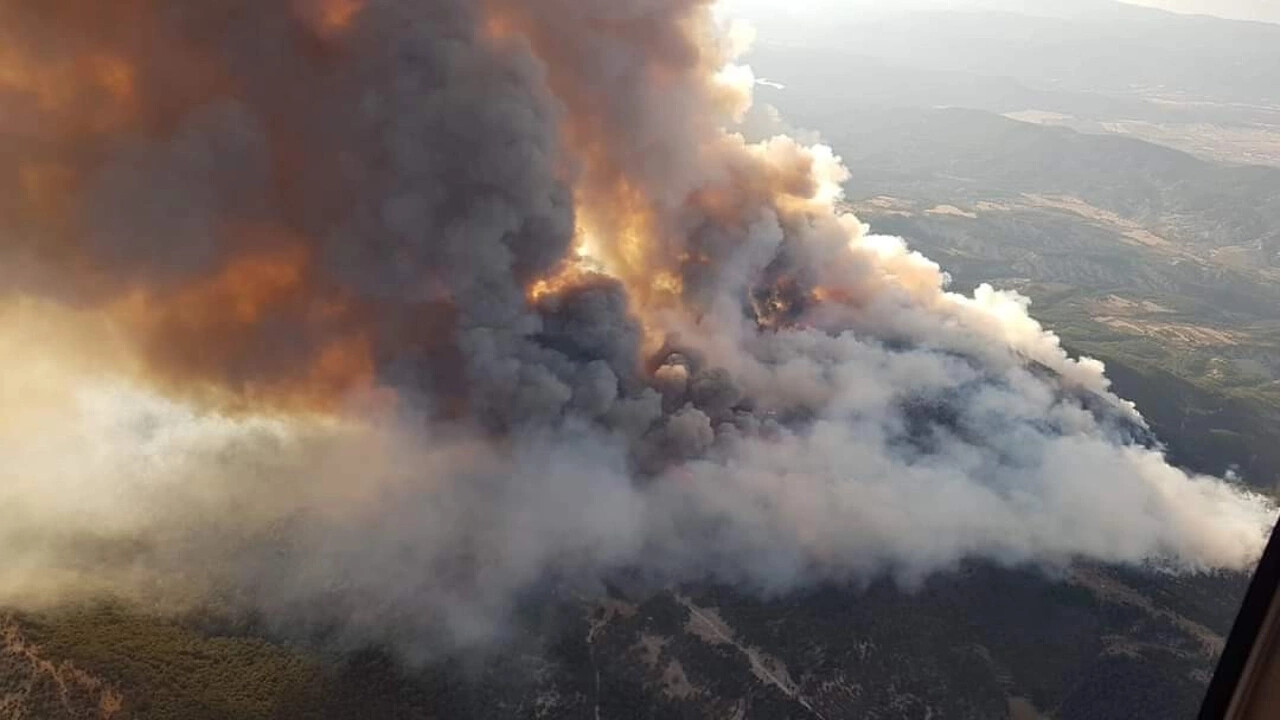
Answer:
[[0, 0, 1272, 650]]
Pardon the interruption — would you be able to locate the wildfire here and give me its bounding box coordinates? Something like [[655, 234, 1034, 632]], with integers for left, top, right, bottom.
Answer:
[[651, 270, 683, 299], [527, 263, 593, 303], [810, 286, 854, 306]]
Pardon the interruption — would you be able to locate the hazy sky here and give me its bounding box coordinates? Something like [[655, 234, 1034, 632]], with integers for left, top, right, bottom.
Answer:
[[719, 0, 1280, 25], [1122, 0, 1280, 23]]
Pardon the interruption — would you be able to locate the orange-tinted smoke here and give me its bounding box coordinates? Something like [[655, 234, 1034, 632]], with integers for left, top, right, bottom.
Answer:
[[0, 0, 242, 141], [0, 0, 382, 413], [2, 0, 831, 414], [480, 1, 718, 300], [292, 0, 368, 38], [480, 0, 836, 330], [1, 0, 228, 262], [104, 229, 375, 412]]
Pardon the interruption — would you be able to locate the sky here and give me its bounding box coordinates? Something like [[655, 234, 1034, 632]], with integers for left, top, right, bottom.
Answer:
[[1122, 0, 1280, 23], [718, 0, 1280, 25]]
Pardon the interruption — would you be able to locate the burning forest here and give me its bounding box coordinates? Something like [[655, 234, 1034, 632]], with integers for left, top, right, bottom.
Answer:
[[0, 0, 1272, 652]]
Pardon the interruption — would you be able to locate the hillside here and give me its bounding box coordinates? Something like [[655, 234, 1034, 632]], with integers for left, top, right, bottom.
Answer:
[[0, 563, 1253, 720]]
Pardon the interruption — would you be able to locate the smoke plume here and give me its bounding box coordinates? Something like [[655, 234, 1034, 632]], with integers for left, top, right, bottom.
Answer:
[[0, 0, 1272, 650]]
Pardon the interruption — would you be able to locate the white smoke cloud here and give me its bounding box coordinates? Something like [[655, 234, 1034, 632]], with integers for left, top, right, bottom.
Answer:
[[0, 294, 1270, 652]]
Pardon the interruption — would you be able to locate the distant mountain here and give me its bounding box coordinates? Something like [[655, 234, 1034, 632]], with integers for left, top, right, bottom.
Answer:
[[826, 108, 1280, 265]]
